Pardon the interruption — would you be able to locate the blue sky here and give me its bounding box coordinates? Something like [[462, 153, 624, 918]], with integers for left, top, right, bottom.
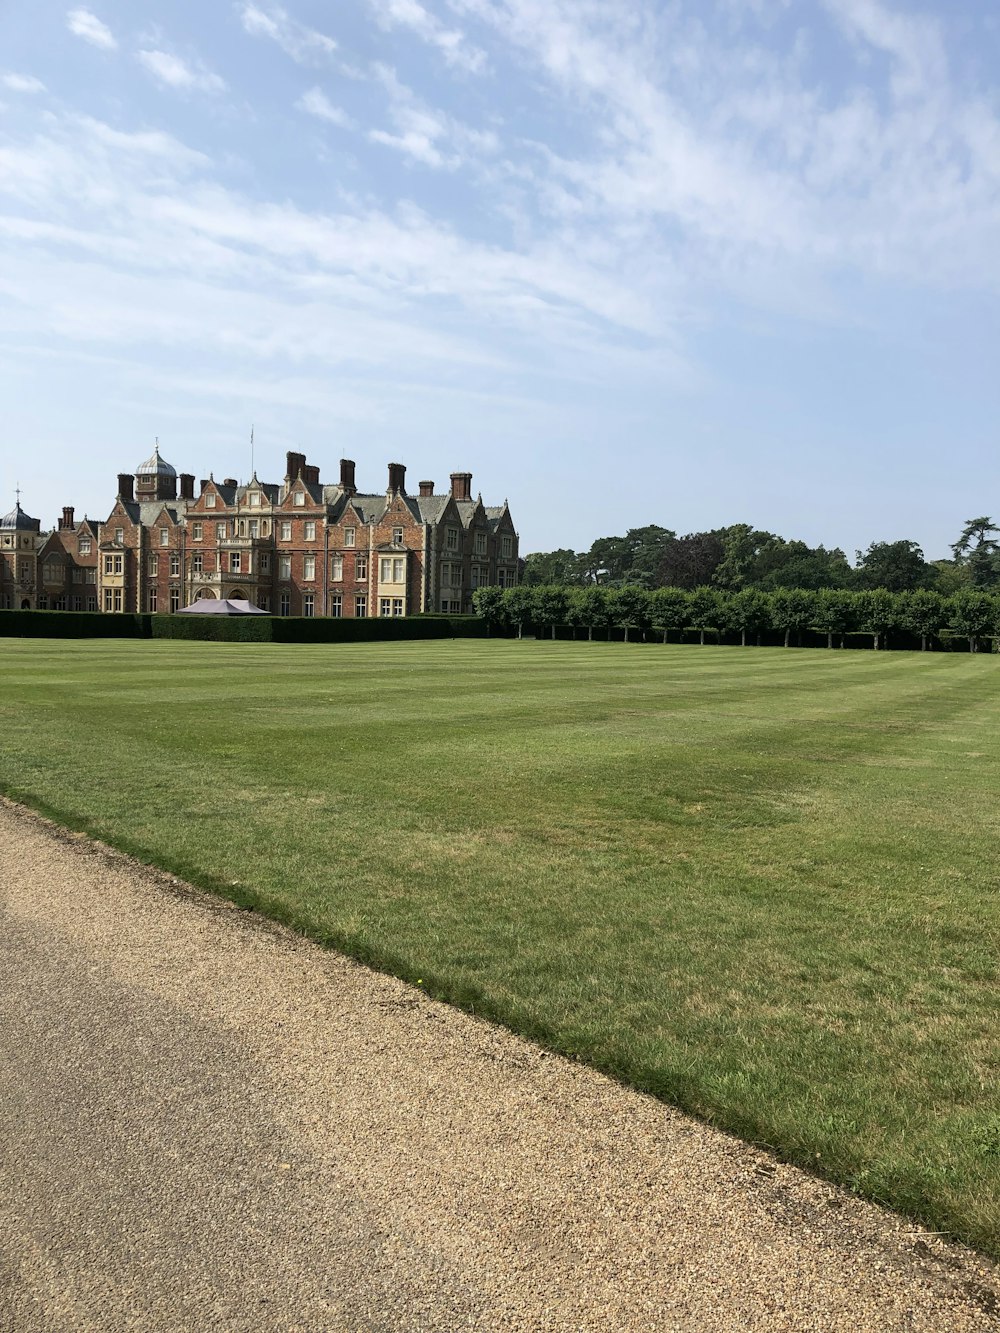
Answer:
[[1, 1, 998, 559]]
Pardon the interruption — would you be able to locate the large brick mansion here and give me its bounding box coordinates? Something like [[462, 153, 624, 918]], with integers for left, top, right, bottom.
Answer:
[[0, 447, 519, 616]]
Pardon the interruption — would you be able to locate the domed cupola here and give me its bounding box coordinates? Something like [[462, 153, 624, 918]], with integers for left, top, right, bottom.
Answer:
[[0, 498, 41, 533], [135, 440, 177, 501]]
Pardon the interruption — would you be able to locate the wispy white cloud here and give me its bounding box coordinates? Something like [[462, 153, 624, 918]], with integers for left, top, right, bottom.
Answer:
[[369, 64, 499, 169], [137, 49, 227, 94], [368, 0, 486, 73], [2, 73, 46, 94], [66, 8, 118, 51], [296, 87, 354, 128], [239, 4, 338, 63]]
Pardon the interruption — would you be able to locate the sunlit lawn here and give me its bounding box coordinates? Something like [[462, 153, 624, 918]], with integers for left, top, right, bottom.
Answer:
[[1, 637, 998, 1255]]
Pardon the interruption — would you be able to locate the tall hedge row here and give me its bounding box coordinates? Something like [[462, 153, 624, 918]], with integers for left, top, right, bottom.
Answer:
[[0, 610, 486, 643]]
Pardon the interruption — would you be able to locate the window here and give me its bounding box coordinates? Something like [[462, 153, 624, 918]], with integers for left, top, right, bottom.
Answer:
[[501, 535, 513, 559], [71, 595, 81, 611], [379, 597, 391, 617], [392, 527, 403, 544], [330, 554, 343, 581], [392, 598, 404, 617], [248, 491, 260, 507], [217, 522, 227, 541], [261, 520, 270, 537], [148, 588, 157, 612], [279, 556, 291, 580], [87, 596, 97, 612], [79, 537, 91, 555], [113, 588, 122, 613], [380, 558, 391, 581], [304, 521, 316, 541], [249, 519, 259, 538], [280, 521, 291, 541], [355, 554, 367, 579], [114, 526, 124, 544], [258, 594, 269, 611], [355, 594, 367, 617], [206, 493, 216, 508], [114, 554, 123, 575], [43, 561, 62, 583], [293, 490, 305, 507], [104, 589, 114, 612], [259, 553, 270, 573], [303, 555, 315, 581], [148, 555, 158, 577], [170, 587, 180, 613], [280, 592, 290, 616], [238, 520, 247, 537], [344, 526, 355, 548], [170, 555, 180, 577], [330, 594, 342, 618], [160, 528, 169, 547], [230, 551, 242, 574], [192, 522, 203, 540], [192, 553, 203, 575], [53, 595, 66, 611], [475, 531, 486, 555], [447, 527, 458, 550], [85, 569, 96, 584], [303, 592, 315, 616], [472, 566, 483, 589], [393, 557, 404, 582]]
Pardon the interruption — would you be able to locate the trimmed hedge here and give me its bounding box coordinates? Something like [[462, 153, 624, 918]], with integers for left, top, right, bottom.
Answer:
[[0, 610, 151, 638], [150, 614, 487, 643]]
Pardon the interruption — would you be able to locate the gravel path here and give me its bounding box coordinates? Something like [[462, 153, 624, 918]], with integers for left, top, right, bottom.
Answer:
[[0, 797, 997, 1332]]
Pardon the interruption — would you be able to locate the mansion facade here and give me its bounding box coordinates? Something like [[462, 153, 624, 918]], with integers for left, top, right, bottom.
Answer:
[[0, 448, 519, 617]]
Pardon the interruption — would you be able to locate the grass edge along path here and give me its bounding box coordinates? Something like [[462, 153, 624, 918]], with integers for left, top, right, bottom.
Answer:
[[1, 638, 998, 1259]]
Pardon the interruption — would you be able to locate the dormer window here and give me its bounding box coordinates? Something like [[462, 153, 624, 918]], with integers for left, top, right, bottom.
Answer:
[[392, 527, 403, 544], [446, 527, 458, 550], [160, 528, 169, 547], [206, 493, 216, 509], [293, 490, 305, 507], [344, 527, 356, 548], [248, 491, 260, 507], [79, 537, 91, 555], [115, 527, 124, 544]]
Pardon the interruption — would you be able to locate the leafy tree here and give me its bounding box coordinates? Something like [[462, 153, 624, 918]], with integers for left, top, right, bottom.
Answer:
[[649, 586, 689, 643], [686, 586, 724, 646], [712, 525, 775, 591], [899, 588, 945, 651], [472, 586, 506, 635], [657, 531, 725, 589], [770, 588, 816, 648], [951, 518, 1000, 588], [535, 585, 569, 640], [503, 585, 536, 640], [608, 586, 651, 643], [758, 543, 852, 590], [855, 588, 898, 650], [723, 587, 770, 647], [812, 588, 856, 648], [854, 540, 932, 592], [928, 559, 970, 595], [948, 588, 994, 653], [522, 549, 583, 587]]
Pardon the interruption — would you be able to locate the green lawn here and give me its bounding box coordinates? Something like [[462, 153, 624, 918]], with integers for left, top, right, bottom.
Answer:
[[2, 638, 998, 1254]]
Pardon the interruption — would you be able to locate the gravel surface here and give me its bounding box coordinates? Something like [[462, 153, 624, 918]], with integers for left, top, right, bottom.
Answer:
[[0, 796, 997, 1333]]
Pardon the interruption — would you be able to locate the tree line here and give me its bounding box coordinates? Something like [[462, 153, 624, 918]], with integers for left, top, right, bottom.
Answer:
[[522, 518, 1000, 595], [473, 583, 1000, 653]]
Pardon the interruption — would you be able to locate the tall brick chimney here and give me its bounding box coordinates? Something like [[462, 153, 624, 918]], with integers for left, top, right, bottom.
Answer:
[[418, 480, 434, 498], [59, 506, 75, 530], [117, 473, 134, 501], [450, 472, 472, 502], [387, 462, 406, 494], [339, 459, 356, 493], [303, 464, 320, 485], [285, 450, 306, 480], [179, 473, 195, 500]]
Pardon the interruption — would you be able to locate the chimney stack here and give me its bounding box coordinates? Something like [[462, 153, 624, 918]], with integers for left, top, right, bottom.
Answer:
[[387, 462, 406, 494], [418, 480, 434, 498], [200, 479, 209, 494], [339, 458, 356, 493], [450, 472, 472, 502], [223, 478, 238, 489], [179, 473, 195, 500], [59, 506, 75, 530], [303, 464, 320, 485], [117, 473, 134, 501], [285, 450, 306, 481]]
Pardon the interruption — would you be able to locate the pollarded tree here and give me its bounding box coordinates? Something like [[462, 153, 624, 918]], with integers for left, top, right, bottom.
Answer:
[[503, 585, 537, 640], [686, 586, 724, 646], [812, 588, 856, 649], [899, 588, 945, 651], [948, 588, 995, 653], [473, 586, 506, 636], [770, 588, 817, 648], [535, 585, 569, 641], [650, 586, 689, 644], [609, 586, 651, 643], [855, 588, 899, 651], [575, 585, 612, 641], [723, 587, 770, 647]]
